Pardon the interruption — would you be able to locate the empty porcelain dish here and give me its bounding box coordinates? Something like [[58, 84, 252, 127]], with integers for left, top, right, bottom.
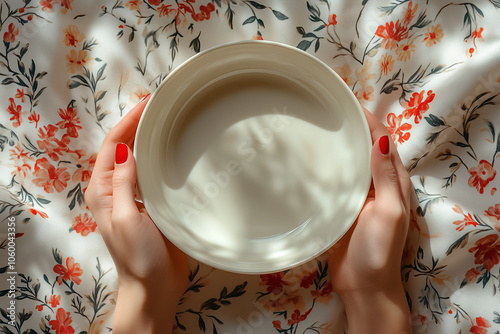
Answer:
[[134, 40, 371, 274]]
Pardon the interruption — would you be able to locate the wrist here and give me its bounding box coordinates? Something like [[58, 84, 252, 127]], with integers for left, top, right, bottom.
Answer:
[[113, 279, 180, 334], [338, 284, 412, 334]]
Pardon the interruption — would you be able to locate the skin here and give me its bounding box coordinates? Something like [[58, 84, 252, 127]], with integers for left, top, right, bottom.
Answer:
[[86, 100, 412, 333]]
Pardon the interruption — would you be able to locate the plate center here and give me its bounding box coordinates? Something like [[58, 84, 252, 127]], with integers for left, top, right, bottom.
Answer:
[[167, 73, 345, 241]]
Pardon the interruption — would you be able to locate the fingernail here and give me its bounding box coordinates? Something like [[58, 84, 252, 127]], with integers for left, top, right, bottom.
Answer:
[[379, 135, 390, 155], [140, 93, 151, 102], [115, 143, 128, 164]]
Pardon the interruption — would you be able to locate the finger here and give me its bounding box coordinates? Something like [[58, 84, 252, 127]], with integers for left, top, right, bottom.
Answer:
[[112, 143, 140, 222], [362, 106, 389, 143], [371, 135, 405, 219], [86, 95, 150, 217]]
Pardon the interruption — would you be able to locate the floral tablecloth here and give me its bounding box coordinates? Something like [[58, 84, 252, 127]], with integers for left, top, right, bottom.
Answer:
[[1, 0, 500, 333]]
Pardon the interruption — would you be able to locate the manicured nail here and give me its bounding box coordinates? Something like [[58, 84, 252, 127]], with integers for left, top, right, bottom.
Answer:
[[115, 143, 128, 164], [379, 135, 390, 155], [140, 93, 151, 102]]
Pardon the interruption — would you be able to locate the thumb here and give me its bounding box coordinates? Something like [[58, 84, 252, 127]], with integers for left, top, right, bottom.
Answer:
[[371, 135, 404, 213], [112, 143, 139, 220]]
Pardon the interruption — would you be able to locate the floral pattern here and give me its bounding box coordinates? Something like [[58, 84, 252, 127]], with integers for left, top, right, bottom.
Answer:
[[1, 0, 500, 333]]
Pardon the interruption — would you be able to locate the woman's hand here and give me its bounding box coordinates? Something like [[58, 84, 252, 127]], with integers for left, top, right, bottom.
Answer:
[[85, 96, 188, 333], [328, 107, 412, 333]]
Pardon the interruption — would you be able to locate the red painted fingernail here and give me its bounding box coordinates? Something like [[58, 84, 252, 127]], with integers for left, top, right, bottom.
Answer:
[[379, 135, 390, 155], [115, 143, 128, 164], [140, 93, 151, 102]]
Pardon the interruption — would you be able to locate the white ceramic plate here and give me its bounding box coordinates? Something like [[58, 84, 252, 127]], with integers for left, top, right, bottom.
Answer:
[[134, 41, 371, 274]]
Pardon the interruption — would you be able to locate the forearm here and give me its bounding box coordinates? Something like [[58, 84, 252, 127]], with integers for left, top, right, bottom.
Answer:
[[340, 284, 412, 334], [112, 280, 179, 334]]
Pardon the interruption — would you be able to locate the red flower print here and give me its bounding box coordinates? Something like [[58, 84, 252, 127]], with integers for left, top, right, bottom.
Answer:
[[469, 317, 491, 334], [468, 160, 496, 194], [60, 0, 73, 14], [33, 157, 70, 193], [485, 204, 500, 231], [287, 308, 312, 326], [53, 257, 83, 285], [192, 3, 215, 21], [63, 25, 85, 47], [49, 308, 75, 334], [36, 124, 70, 161], [72, 213, 97, 236], [149, 0, 161, 5], [7, 97, 24, 127], [327, 14, 337, 26], [402, 90, 435, 123], [452, 206, 478, 231], [386, 113, 412, 145], [3, 23, 19, 43], [9, 142, 33, 178], [310, 282, 333, 305], [468, 234, 500, 271], [48, 295, 61, 308], [299, 270, 317, 288], [375, 20, 408, 49], [57, 107, 82, 138], [28, 111, 40, 128], [29, 208, 49, 218], [36, 304, 44, 311], [158, 4, 174, 17], [15, 88, 25, 103], [465, 268, 481, 283], [272, 320, 282, 330], [259, 272, 289, 295]]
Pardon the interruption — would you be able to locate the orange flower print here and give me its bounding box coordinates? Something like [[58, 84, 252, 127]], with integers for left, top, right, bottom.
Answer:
[[485, 204, 500, 231], [386, 113, 412, 144], [158, 4, 175, 17], [272, 320, 282, 330], [48, 295, 61, 308], [468, 234, 500, 271], [53, 257, 83, 285], [72, 213, 97, 236], [125, 0, 143, 11], [252, 33, 264, 41], [423, 24, 444, 47], [66, 49, 90, 74], [40, 0, 54, 12], [63, 25, 85, 47], [334, 64, 354, 86], [451, 205, 478, 231], [375, 20, 408, 50], [403, 1, 418, 26], [36, 124, 70, 161], [378, 53, 394, 76], [49, 308, 75, 334], [33, 157, 71, 193], [36, 304, 44, 311], [402, 90, 435, 123], [355, 85, 375, 102], [396, 39, 416, 61], [7, 97, 25, 127], [3, 23, 19, 43], [310, 282, 333, 305], [72, 153, 96, 182], [469, 316, 491, 334], [57, 107, 82, 138], [468, 160, 496, 194], [465, 268, 481, 283], [9, 142, 33, 178]]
